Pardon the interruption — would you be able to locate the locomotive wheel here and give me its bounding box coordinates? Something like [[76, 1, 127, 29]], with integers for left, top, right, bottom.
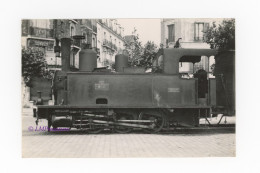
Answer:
[[88, 118, 104, 134], [139, 110, 165, 133], [114, 112, 135, 134]]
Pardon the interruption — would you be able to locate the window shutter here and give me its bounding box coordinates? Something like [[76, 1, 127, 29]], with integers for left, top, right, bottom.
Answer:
[[172, 25, 175, 42], [167, 25, 171, 42], [194, 22, 197, 41], [204, 23, 209, 32], [203, 23, 209, 41], [167, 24, 175, 42]]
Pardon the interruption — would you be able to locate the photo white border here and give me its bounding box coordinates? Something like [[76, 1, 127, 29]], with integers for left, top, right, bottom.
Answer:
[[1, 0, 260, 172]]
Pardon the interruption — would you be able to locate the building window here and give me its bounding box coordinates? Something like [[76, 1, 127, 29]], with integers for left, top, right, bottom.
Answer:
[[109, 20, 112, 28], [32, 19, 50, 29], [92, 37, 96, 48], [82, 32, 86, 44], [167, 24, 175, 42], [103, 32, 107, 44], [194, 22, 209, 41], [70, 26, 75, 37]]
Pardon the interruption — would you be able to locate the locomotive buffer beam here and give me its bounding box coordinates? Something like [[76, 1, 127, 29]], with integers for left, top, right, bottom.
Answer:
[[92, 120, 154, 129]]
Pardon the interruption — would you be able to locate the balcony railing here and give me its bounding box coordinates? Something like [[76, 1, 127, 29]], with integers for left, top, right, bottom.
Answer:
[[112, 44, 117, 51], [29, 26, 54, 38], [102, 39, 109, 46], [97, 20, 124, 39], [102, 40, 117, 51]]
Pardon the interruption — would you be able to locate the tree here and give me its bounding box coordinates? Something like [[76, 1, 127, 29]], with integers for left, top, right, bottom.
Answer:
[[124, 28, 159, 69], [210, 63, 215, 74], [22, 48, 50, 87], [124, 28, 143, 66], [204, 19, 235, 50], [137, 41, 158, 69]]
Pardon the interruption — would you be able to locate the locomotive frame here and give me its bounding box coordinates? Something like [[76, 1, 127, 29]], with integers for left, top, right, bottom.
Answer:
[[34, 38, 234, 133]]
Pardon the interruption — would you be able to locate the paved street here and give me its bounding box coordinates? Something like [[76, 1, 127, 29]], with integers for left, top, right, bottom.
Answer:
[[22, 109, 235, 158]]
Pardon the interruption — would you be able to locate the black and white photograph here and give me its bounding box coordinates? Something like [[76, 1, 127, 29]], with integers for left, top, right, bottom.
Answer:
[[21, 18, 235, 158], [1, 0, 260, 173]]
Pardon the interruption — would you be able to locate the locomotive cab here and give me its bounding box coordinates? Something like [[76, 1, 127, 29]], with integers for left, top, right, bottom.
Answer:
[[162, 48, 217, 106]]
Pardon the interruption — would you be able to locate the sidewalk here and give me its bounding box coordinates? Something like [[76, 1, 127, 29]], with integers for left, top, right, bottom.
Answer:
[[22, 108, 33, 116]]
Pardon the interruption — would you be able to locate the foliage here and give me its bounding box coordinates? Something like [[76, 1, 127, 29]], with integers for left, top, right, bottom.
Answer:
[[124, 28, 143, 66], [137, 41, 158, 69], [210, 63, 215, 74], [111, 63, 115, 70], [22, 48, 52, 87], [204, 19, 235, 50], [124, 28, 159, 69], [103, 59, 110, 66]]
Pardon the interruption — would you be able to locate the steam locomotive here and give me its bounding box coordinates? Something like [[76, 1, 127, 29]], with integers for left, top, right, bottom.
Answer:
[[34, 38, 235, 133]]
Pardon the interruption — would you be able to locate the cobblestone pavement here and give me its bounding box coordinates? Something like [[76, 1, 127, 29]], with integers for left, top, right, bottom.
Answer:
[[22, 109, 236, 158]]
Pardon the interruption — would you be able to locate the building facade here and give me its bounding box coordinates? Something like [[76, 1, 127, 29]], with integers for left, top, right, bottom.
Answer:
[[78, 19, 99, 62], [53, 19, 98, 70], [21, 19, 57, 69], [96, 19, 126, 68], [161, 18, 223, 73], [21, 19, 98, 107], [21, 19, 56, 107], [21, 19, 98, 71]]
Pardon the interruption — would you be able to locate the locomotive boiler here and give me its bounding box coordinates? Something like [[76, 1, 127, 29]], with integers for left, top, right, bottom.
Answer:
[[34, 38, 233, 133]]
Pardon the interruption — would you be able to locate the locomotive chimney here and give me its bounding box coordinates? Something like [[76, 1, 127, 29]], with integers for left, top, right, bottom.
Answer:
[[61, 38, 71, 72]]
